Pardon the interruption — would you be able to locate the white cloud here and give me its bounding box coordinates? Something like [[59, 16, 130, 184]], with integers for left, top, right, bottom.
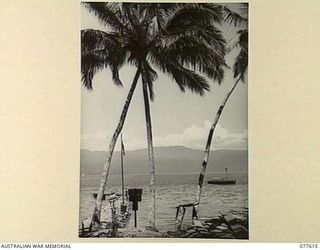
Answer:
[[81, 131, 110, 151], [81, 120, 248, 151], [153, 120, 247, 150]]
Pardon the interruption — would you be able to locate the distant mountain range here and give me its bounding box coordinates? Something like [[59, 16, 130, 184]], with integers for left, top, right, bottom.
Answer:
[[80, 146, 248, 175]]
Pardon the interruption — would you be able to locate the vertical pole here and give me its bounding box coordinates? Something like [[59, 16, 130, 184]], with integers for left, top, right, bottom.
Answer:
[[175, 206, 182, 230], [225, 168, 228, 178], [121, 134, 125, 205], [110, 200, 115, 236], [175, 206, 186, 230], [134, 210, 137, 227]]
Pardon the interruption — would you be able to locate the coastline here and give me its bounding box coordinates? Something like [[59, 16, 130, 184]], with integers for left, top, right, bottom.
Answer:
[[80, 208, 248, 239]]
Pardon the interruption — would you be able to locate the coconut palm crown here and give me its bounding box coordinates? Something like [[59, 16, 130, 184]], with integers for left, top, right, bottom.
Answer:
[[224, 3, 248, 81], [81, 3, 227, 97]]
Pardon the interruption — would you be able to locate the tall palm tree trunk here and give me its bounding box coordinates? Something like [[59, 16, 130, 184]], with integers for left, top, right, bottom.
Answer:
[[193, 78, 241, 220], [142, 76, 156, 230], [90, 69, 141, 229]]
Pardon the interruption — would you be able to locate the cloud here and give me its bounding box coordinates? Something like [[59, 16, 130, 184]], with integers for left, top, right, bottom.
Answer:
[[81, 131, 110, 151], [81, 121, 248, 151], [153, 121, 247, 150]]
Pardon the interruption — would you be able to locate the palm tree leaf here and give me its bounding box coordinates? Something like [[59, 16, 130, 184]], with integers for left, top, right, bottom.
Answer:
[[238, 29, 248, 53], [239, 3, 249, 18], [228, 30, 248, 82], [226, 33, 241, 53], [203, 64, 226, 84], [152, 29, 226, 84], [149, 49, 210, 96], [170, 65, 210, 96], [83, 2, 127, 32], [121, 3, 141, 29], [223, 4, 248, 82], [81, 29, 119, 54], [81, 29, 126, 88], [165, 4, 223, 31], [223, 6, 248, 27], [82, 3, 229, 90], [144, 3, 187, 38], [160, 24, 226, 54], [81, 54, 105, 90], [233, 48, 248, 82], [110, 64, 122, 87]]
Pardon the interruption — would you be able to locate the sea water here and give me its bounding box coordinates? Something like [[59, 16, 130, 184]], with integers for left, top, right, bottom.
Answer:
[[79, 172, 248, 231]]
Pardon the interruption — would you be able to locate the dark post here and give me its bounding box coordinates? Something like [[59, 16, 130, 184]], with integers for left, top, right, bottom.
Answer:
[[128, 188, 143, 227], [134, 210, 137, 227]]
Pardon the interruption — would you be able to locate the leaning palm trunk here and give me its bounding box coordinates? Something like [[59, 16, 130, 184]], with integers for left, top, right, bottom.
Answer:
[[142, 76, 156, 230], [90, 69, 141, 229], [193, 78, 241, 220]]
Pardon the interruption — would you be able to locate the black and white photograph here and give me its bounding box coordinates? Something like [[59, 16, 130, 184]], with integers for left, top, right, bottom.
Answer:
[[3, 0, 320, 246], [79, 2, 248, 238]]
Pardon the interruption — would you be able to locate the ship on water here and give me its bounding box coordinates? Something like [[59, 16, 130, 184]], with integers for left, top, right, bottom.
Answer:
[[207, 168, 236, 185]]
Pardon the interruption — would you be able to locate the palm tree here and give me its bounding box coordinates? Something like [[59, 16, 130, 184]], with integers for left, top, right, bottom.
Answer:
[[81, 2, 227, 230], [193, 3, 248, 220]]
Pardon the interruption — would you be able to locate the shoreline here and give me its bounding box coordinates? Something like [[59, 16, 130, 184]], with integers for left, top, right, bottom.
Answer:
[[80, 208, 248, 239]]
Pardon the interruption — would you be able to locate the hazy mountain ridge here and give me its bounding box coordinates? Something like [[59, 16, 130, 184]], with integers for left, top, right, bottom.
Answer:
[[80, 146, 248, 175]]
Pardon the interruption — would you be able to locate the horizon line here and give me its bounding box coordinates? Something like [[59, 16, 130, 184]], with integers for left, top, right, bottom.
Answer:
[[80, 145, 248, 152]]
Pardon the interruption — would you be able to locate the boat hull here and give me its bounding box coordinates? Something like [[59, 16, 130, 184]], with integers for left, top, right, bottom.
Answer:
[[207, 180, 236, 185]]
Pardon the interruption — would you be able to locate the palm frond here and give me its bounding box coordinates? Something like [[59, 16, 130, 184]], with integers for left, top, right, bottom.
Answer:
[[121, 3, 141, 30], [81, 29, 126, 88], [233, 48, 247, 82], [161, 24, 226, 53], [81, 54, 105, 90], [239, 3, 249, 18], [164, 4, 224, 32], [82, 3, 231, 93], [166, 36, 226, 83], [151, 22, 227, 84], [226, 33, 241, 53], [198, 3, 224, 23], [149, 49, 210, 96], [83, 2, 127, 32], [146, 3, 185, 38], [238, 29, 248, 53], [223, 6, 248, 27], [170, 65, 210, 96], [81, 29, 118, 54], [110, 64, 122, 86], [229, 29, 247, 82], [223, 4, 248, 82]]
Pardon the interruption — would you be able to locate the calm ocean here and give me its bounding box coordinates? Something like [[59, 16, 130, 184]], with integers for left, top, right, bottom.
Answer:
[[79, 172, 248, 231]]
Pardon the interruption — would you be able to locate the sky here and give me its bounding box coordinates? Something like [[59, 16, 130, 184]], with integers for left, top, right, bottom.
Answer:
[[80, 3, 248, 151]]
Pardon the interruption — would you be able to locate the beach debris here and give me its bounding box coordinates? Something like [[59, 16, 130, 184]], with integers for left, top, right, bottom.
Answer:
[[79, 218, 91, 237], [175, 202, 195, 229], [81, 207, 248, 239], [174, 209, 249, 239]]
